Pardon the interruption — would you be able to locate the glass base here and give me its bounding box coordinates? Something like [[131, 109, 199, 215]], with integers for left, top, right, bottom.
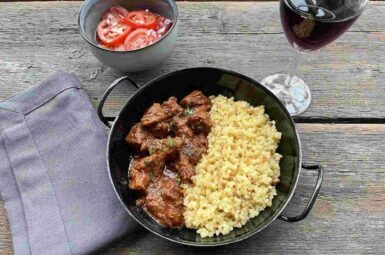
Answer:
[[261, 74, 311, 116]]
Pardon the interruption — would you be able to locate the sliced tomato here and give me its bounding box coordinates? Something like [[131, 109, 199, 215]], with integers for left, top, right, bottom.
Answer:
[[97, 19, 132, 47], [141, 11, 157, 30], [123, 28, 159, 50], [123, 11, 145, 28], [102, 6, 129, 22], [123, 11, 157, 29]]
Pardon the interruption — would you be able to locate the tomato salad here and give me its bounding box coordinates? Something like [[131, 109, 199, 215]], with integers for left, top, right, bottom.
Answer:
[[96, 6, 173, 51]]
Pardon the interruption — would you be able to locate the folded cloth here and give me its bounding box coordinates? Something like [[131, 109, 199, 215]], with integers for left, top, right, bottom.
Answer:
[[0, 71, 134, 255]]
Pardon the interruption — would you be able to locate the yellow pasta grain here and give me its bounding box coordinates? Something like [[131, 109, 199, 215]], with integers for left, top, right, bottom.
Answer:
[[183, 95, 282, 238]]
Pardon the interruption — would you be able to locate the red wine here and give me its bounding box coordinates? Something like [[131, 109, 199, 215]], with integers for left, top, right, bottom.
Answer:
[[280, 0, 359, 51]]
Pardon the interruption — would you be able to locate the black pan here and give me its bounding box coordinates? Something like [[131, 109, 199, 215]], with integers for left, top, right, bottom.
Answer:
[[97, 67, 324, 246]]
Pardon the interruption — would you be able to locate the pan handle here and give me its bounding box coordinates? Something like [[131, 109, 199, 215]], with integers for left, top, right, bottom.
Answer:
[[97, 76, 140, 128], [278, 164, 324, 222]]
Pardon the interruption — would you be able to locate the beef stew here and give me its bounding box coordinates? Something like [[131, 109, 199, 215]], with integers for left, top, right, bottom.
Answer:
[[125, 90, 212, 227]]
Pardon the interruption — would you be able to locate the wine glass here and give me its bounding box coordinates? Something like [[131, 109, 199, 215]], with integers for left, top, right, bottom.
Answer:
[[261, 0, 369, 115]]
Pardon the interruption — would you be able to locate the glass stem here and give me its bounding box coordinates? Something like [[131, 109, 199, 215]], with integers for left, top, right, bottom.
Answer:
[[288, 50, 300, 79], [260, 48, 311, 116]]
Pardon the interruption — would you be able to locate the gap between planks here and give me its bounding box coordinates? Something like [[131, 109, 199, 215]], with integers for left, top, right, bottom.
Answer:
[[0, 0, 302, 2], [294, 118, 385, 124], [176, 0, 385, 1], [103, 116, 385, 126], [297, 123, 385, 134], [102, 119, 385, 134]]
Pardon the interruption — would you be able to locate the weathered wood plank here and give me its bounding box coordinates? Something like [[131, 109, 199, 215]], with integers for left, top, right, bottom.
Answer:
[[1, 0, 385, 2], [9, 0, 383, 2], [1, 124, 384, 254], [1, 2, 385, 253], [0, 2, 384, 119], [0, 198, 12, 255], [3, 0, 385, 1]]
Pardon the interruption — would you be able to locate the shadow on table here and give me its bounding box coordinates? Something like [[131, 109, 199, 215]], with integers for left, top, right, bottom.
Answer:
[[100, 220, 287, 255]]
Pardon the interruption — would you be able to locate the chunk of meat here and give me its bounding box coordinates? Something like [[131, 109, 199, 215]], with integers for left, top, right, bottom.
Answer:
[[129, 157, 155, 192], [162, 96, 184, 117], [130, 153, 166, 178], [162, 137, 183, 160], [140, 137, 183, 161], [146, 195, 184, 227], [129, 153, 167, 202], [172, 116, 194, 138], [140, 138, 161, 153], [180, 90, 212, 111], [194, 133, 209, 150], [176, 124, 194, 138], [187, 110, 212, 135], [159, 177, 184, 202], [194, 105, 212, 112], [145, 177, 184, 227], [141, 153, 166, 175], [181, 134, 208, 165], [125, 123, 150, 149], [141, 103, 168, 126], [171, 154, 195, 182], [149, 121, 169, 138], [129, 169, 150, 192]]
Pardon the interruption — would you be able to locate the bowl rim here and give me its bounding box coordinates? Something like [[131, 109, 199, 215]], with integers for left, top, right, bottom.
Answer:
[[77, 0, 179, 53], [106, 67, 302, 246]]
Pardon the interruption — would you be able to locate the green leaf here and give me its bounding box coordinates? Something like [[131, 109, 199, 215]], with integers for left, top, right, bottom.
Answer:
[[148, 146, 155, 155], [167, 138, 174, 148], [149, 171, 155, 181], [184, 105, 194, 116]]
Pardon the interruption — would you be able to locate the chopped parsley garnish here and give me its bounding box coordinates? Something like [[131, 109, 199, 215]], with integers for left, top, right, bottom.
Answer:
[[144, 159, 151, 166], [149, 171, 155, 181], [150, 171, 158, 181], [167, 138, 174, 148], [148, 146, 155, 155], [184, 105, 194, 116]]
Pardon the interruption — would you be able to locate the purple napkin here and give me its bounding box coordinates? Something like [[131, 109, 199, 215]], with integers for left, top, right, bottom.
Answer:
[[0, 71, 134, 255]]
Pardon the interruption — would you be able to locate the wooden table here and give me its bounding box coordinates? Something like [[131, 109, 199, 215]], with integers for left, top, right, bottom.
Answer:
[[1, 1, 385, 254]]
